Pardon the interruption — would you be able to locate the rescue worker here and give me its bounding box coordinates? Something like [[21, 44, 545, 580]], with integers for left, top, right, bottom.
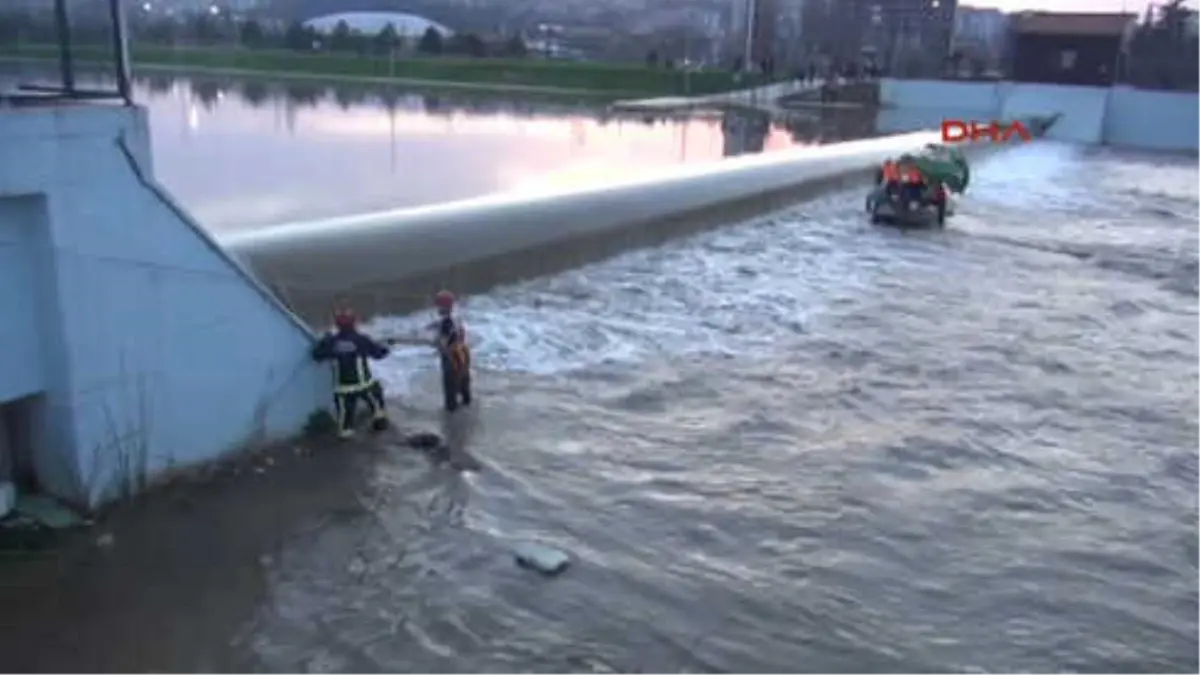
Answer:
[[311, 309, 390, 439], [876, 157, 902, 197], [898, 158, 925, 207], [427, 290, 472, 412]]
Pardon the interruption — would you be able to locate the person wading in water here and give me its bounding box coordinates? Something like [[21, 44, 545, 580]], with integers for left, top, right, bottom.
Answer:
[[311, 308, 391, 439]]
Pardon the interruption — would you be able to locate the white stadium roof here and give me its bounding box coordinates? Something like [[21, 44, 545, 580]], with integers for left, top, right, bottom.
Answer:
[[303, 12, 453, 37]]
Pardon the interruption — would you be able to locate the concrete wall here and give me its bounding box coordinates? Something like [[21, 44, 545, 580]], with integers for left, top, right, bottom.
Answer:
[[1001, 83, 1108, 144], [222, 129, 971, 322], [879, 78, 1198, 151], [1104, 86, 1200, 153], [0, 104, 331, 507]]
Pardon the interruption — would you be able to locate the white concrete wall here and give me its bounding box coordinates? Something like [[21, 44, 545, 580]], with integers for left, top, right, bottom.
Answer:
[[1000, 83, 1109, 144], [880, 78, 1199, 151], [1104, 86, 1199, 152], [221, 130, 958, 293], [879, 78, 1007, 112], [0, 104, 331, 507]]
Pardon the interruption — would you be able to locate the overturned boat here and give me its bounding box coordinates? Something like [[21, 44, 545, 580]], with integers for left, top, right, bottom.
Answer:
[[866, 144, 969, 229]]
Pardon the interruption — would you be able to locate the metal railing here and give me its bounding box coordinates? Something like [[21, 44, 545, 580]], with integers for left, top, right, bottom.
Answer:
[[3, 0, 132, 106]]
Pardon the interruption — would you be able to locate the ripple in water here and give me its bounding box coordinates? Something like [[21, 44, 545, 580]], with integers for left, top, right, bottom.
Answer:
[[246, 146, 1199, 672]]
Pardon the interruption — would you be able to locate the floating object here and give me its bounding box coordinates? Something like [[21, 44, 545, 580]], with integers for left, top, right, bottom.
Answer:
[[14, 495, 84, 529], [404, 431, 443, 450], [513, 542, 571, 575]]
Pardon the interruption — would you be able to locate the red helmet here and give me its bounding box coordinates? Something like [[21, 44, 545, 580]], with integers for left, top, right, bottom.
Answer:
[[434, 290, 456, 310], [333, 308, 356, 329]]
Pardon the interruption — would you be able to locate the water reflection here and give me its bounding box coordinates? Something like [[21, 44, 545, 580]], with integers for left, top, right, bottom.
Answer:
[[2, 65, 880, 231]]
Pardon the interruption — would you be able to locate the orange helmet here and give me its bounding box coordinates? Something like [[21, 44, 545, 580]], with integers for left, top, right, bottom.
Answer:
[[434, 290, 456, 311]]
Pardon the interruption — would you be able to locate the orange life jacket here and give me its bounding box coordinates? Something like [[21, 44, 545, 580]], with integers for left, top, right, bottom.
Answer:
[[881, 161, 900, 182], [900, 165, 924, 184]]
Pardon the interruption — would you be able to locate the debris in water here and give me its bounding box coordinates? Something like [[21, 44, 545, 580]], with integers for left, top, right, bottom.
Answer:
[[95, 533, 115, 548], [405, 431, 443, 450], [14, 495, 83, 529], [513, 542, 571, 576]]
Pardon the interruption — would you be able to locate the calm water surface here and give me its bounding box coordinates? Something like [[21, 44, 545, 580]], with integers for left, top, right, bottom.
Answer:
[[1, 64, 875, 231]]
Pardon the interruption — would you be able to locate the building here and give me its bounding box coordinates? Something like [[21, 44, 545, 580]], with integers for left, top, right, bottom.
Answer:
[[1009, 12, 1136, 86], [725, 0, 780, 68], [800, 0, 955, 73], [749, 0, 779, 66], [302, 11, 453, 39], [952, 5, 1009, 65], [869, 0, 958, 75]]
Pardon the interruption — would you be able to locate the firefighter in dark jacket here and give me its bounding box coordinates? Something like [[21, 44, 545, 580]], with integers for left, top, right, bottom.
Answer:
[[428, 290, 472, 412], [311, 309, 390, 438]]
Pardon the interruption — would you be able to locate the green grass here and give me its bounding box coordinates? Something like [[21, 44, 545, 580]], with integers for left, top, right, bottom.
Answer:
[[1, 43, 768, 97]]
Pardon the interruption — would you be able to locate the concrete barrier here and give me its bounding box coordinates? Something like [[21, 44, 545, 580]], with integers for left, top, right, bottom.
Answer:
[[880, 78, 1198, 152], [0, 104, 330, 508], [999, 83, 1109, 144], [223, 129, 998, 324], [1104, 86, 1199, 153]]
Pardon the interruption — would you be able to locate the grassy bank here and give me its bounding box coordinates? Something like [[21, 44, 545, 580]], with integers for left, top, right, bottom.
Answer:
[[1, 43, 767, 97]]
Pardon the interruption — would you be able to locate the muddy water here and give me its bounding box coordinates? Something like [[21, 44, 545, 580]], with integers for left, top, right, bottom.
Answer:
[[1, 143, 1195, 673]]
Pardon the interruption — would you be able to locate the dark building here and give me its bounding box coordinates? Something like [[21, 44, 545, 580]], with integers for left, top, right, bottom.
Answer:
[[801, 0, 955, 74], [1009, 12, 1136, 86], [871, 0, 957, 75], [749, 0, 779, 66], [802, 0, 870, 64]]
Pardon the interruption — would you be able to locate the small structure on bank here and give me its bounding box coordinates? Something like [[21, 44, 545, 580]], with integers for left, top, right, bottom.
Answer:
[[0, 0, 329, 511], [302, 11, 453, 40], [1009, 12, 1138, 87]]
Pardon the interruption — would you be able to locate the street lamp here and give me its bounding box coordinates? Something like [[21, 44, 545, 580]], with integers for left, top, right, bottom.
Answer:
[[743, 0, 757, 73]]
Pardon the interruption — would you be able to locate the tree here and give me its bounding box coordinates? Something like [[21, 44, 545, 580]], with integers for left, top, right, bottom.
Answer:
[[189, 13, 222, 45], [372, 23, 399, 55], [418, 27, 444, 55], [191, 80, 222, 110], [140, 17, 178, 45], [240, 19, 265, 47], [448, 32, 486, 57], [329, 19, 356, 51], [284, 20, 315, 51], [503, 33, 528, 57], [240, 19, 266, 47], [240, 80, 270, 107]]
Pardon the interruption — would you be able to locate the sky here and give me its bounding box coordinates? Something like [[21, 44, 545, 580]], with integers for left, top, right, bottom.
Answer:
[[976, 0, 1197, 13]]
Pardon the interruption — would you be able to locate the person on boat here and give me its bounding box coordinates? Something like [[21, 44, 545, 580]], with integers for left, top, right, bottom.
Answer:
[[311, 308, 391, 439], [875, 158, 902, 197], [898, 157, 926, 206], [428, 290, 473, 413]]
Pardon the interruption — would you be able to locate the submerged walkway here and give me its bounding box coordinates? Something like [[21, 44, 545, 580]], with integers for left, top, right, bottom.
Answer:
[[611, 78, 826, 114]]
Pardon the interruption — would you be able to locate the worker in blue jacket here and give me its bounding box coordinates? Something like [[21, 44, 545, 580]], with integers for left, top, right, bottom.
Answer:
[[311, 308, 390, 439]]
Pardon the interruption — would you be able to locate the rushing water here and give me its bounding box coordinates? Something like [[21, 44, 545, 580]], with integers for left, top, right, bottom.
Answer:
[[0, 64, 876, 232], [206, 142, 1195, 673], [0, 64, 1195, 672]]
